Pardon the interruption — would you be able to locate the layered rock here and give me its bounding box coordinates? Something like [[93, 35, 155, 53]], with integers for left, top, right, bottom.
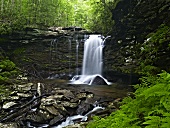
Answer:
[[0, 81, 123, 127]]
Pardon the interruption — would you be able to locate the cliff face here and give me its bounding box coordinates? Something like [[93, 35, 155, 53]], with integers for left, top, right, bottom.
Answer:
[[104, 0, 170, 75], [111, 0, 170, 42]]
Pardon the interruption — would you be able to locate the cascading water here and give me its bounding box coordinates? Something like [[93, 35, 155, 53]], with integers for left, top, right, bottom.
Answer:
[[76, 40, 79, 75], [70, 35, 111, 85], [68, 38, 72, 76], [82, 35, 103, 75], [50, 39, 58, 62]]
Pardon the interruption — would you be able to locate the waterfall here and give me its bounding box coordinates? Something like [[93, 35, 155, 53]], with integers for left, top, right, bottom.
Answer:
[[82, 35, 103, 75], [70, 35, 111, 85]]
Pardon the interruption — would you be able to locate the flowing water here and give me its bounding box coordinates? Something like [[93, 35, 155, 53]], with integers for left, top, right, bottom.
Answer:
[[68, 38, 72, 76], [70, 35, 111, 85], [76, 40, 79, 75], [26, 105, 104, 128]]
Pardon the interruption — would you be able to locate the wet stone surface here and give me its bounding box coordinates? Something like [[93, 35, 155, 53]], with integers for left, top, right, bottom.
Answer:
[[0, 80, 131, 127]]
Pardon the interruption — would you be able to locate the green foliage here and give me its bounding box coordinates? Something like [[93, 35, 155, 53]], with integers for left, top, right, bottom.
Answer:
[[87, 71, 170, 128], [138, 24, 170, 75], [0, 59, 18, 84], [0, 58, 18, 101], [0, 0, 75, 34], [0, 0, 118, 34], [84, 0, 115, 34]]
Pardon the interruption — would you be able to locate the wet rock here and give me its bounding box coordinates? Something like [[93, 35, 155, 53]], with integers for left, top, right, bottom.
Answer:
[[53, 94, 64, 99], [0, 123, 19, 128], [17, 93, 33, 98], [77, 93, 87, 99], [0, 83, 126, 127], [46, 31, 59, 36], [49, 114, 64, 126], [84, 97, 97, 105], [45, 106, 60, 115], [54, 88, 75, 100], [76, 101, 92, 115], [2, 102, 17, 109], [41, 97, 57, 106], [10, 96, 20, 100], [61, 101, 78, 108], [16, 83, 33, 92], [65, 122, 88, 128], [26, 109, 53, 123], [91, 76, 108, 85], [53, 104, 69, 116], [87, 93, 94, 98]]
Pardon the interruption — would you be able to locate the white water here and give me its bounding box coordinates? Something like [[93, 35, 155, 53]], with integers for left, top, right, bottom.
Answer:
[[70, 35, 111, 85], [26, 106, 104, 128], [76, 40, 79, 75], [68, 38, 72, 76], [53, 106, 104, 128], [82, 35, 103, 75]]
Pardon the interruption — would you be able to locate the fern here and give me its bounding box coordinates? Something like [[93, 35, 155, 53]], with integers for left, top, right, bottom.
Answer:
[[87, 71, 170, 128]]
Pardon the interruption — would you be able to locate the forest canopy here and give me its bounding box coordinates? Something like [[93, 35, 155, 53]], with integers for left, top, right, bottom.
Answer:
[[0, 0, 117, 34]]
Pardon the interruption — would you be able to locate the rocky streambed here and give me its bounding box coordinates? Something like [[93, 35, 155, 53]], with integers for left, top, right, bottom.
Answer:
[[0, 26, 135, 128], [0, 78, 132, 128]]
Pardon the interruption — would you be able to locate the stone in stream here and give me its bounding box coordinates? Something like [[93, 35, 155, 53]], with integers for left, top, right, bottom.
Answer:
[[76, 101, 92, 115], [2, 102, 17, 109], [49, 114, 64, 126], [91, 75, 108, 85]]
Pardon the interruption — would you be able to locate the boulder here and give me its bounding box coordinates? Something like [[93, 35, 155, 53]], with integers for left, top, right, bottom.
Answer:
[[91, 76, 108, 85]]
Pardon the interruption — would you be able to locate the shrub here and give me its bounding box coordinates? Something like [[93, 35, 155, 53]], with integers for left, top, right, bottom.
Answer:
[[0, 59, 18, 84]]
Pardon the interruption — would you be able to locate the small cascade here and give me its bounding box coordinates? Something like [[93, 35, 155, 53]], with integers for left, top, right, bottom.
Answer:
[[70, 35, 111, 85], [76, 40, 79, 75], [83, 34, 89, 41], [25, 105, 104, 128], [52, 106, 104, 128], [50, 39, 58, 62], [68, 38, 72, 76]]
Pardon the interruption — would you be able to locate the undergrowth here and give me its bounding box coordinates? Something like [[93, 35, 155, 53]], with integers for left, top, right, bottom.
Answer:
[[0, 58, 19, 101], [0, 59, 18, 84]]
